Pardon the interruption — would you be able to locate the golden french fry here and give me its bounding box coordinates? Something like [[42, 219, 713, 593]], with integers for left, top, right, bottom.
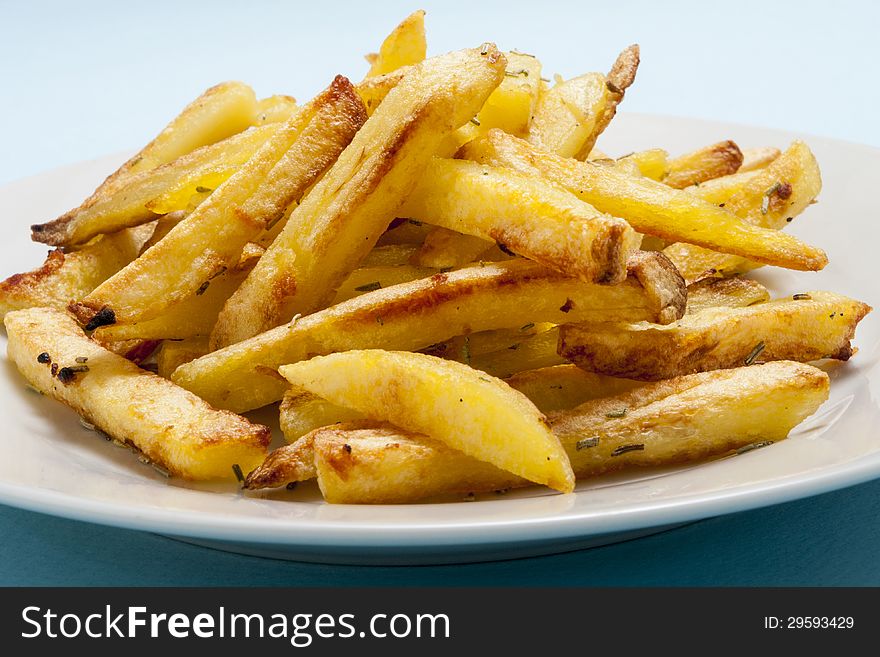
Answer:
[[401, 158, 639, 282], [559, 291, 871, 380], [156, 337, 210, 379], [528, 72, 607, 158], [365, 10, 427, 77], [506, 364, 642, 413], [4, 308, 269, 480], [31, 82, 258, 246], [412, 228, 494, 268], [279, 390, 363, 443], [663, 140, 743, 189], [332, 264, 437, 304], [172, 256, 685, 412], [577, 44, 639, 158], [210, 45, 508, 348], [664, 141, 823, 282], [72, 76, 366, 327], [278, 350, 574, 492], [685, 277, 770, 314], [459, 130, 827, 272], [253, 95, 298, 125]]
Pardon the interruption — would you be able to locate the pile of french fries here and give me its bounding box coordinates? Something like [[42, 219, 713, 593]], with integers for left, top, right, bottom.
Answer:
[[1, 11, 871, 504]]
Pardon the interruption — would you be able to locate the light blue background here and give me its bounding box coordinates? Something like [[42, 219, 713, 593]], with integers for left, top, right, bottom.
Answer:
[[1, 0, 879, 585]]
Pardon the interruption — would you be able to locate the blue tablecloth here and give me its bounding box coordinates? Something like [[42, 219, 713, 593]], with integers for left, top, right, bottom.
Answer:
[[2, 0, 879, 586]]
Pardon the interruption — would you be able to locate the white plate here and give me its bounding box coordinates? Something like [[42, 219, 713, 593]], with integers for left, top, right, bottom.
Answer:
[[1, 113, 878, 565]]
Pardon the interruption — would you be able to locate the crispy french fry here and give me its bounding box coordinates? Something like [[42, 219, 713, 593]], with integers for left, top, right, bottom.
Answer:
[[401, 158, 639, 282], [459, 130, 827, 271], [559, 291, 871, 380], [506, 364, 642, 412], [528, 72, 607, 158], [663, 140, 743, 189], [210, 46, 508, 348], [31, 82, 258, 246], [72, 76, 366, 327], [365, 10, 427, 77], [683, 169, 765, 205], [92, 262, 254, 341], [253, 95, 298, 125], [616, 148, 669, 180], [332, 264, 437, 304], [412, 228, 494, 268], [4, 308, 269, 480], [577, 44, 639, 159], [355, 66, 411, 115], [685, 277, 769, 314], [739, 146, 781, 172], [0, 224, 154, 319], [551, 361, 830, 476], [172, 256, 685, 412], [664, 141, 823, 282], [156, 337, 210, 379], [278, 350, 574, 492], [250, 362, 828, 500]]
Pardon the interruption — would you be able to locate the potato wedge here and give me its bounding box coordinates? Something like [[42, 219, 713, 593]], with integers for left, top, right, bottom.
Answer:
[[662, 140, 743, 189], [365, 10, 427, 77], [210, 46, 508, 348], [278, 350, 574, 492], [412, 228, 494, 268], [0, 224, 154, 319], [31, 82, 258, 246], [459, 130, 827, 271], [172, 256, 685, 412], [73, 76, 366, 327], [685, 277, 770, 313], [156, 337, 210, 379], [401, 158, 639, 282], [559, 291, 871, 380], [4, 308, 269, 479], [250, 362, 828, 500], [552, 361, 829, 476], [739, 146, 781, 172], [528, 72, 607, 158], [577, 44, 639, 159], [664, 141, 823, 282]]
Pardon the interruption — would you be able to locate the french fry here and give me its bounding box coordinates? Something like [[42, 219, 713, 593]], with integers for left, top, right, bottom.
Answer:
[[332, 264, 437, 304], [683, 169, 765, 205], [551, 361, 830, 477], [402, 159, 638, 281], [469, 327, 566, 377], [253, 95, 298, 125], [72, 76, 366, 327], [663, 140, 744, 189], [364, 10, 427, 77], [279, 389, 364, 442], [615, 148, 669, 180], [355, 66, 411, 115], [4, 308, 270, 480], [156, 337, 210, 379], [505, 364, 642, 413], [528, 72, 607, 158], [278, 350, 575, 492], [664, 141, 823, 282], [209, 46, 508, 348], [577, 44, 640, 159], [559, 291, 871, 380], [172, 256, 686, 412], [412, 228, 494, 269], [92, 262, 254, 341], [739, 146, 781, 172], [685, 277, 769, 313], [0, 224, 154, 319], [249, 362, 828, 500], [31, 82, 259, 246], [459, 130, 828, 272]]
